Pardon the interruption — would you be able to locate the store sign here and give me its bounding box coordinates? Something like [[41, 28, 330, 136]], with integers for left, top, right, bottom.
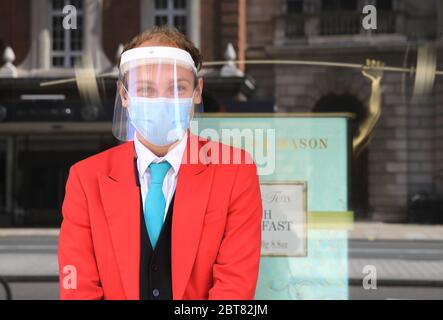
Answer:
[[260, 182, 307, 257]]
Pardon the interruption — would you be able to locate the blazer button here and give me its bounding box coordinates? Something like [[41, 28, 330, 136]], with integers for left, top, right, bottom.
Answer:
[[152, 289, 160, 297], [152, 264, 159, 272]]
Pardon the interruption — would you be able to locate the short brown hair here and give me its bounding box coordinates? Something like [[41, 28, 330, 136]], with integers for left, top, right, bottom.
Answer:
[[122, 26, 203, 71]]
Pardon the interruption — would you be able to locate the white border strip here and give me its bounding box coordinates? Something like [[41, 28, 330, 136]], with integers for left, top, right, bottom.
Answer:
[[120, 46, 197, 72], [20, 94, 66, 100]]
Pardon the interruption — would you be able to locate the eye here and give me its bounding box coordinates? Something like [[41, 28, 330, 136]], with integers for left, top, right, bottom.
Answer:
[[138, 86, 156, 96], [167, 86, 186, 95], [169, 85, 185, 91]]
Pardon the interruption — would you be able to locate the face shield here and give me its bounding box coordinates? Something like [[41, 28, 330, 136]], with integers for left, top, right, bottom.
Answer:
[[112, 46, 202, 145]]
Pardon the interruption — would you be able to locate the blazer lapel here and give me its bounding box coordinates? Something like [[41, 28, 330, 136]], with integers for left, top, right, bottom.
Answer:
[[97, 134, 215, 300], [98, 141, 140, 300], [172, 134, 215, 300]]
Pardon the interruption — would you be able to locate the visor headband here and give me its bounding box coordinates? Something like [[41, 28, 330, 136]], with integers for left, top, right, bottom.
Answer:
[[120, 46, 197, 73]]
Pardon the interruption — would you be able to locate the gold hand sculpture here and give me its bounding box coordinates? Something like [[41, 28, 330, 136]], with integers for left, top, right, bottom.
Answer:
[[353, 59, 384, 157]]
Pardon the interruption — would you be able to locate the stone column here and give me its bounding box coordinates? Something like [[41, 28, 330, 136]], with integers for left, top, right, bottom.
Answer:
[[304, 0, 320, 37], [83, 0, 111, 71], [31, 0, 50, 70], [189, 0, 201, 48]]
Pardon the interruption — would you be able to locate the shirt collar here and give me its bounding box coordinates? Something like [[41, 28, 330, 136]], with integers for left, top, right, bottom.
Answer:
[[134, 132, 188, 177]]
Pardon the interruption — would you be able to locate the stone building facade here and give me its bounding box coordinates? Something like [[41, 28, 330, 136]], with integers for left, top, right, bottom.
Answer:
[[245, 0, 443, 222], [0, 0, 246, 74]]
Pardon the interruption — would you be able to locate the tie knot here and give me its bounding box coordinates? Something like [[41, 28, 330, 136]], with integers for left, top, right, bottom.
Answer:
[[149, 161, 171, 184]]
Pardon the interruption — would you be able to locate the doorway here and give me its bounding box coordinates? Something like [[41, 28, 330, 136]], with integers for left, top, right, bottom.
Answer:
[[314, 93, 370, 219]]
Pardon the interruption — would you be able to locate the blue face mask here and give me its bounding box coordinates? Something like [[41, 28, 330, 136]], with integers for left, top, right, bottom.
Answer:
[[127, 95, 194, 146]]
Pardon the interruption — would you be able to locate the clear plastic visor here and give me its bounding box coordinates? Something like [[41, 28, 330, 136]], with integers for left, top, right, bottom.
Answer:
[[113, 56, 200, 142]]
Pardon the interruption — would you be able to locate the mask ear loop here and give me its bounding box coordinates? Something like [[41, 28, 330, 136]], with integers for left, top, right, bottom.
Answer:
[[120, 80, 142, 141], [119, 82, 134, 116], [119, 80, 130, 100]]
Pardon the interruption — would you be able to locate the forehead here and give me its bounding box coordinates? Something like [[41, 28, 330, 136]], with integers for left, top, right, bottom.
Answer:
[[125, 62, 195, 83]]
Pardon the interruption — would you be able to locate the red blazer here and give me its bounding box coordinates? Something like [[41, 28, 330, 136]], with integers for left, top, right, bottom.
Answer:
[[58, 134, 262, 300]]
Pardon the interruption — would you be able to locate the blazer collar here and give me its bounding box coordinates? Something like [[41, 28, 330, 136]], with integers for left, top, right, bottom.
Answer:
[[108, 132, 208, 183]]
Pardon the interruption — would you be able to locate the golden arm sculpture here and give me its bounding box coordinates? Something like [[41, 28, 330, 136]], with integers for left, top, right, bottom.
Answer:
[[353, 59, 385, 157]]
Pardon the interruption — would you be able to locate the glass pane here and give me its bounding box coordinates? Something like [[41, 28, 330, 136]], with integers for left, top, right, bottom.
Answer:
[[155, 15, 168, 26], [287, 0, 303, 14], [376, 0, 393, 10], [173, 15, 187, 34], [70, 16, 83, 51], [173, 0, 187, 9], [321, 0, 337, 11], [70, 56, 82, 67], [155, 0, 168, 9], [70, 0, 83, 10], [10, 136, 113, 227], [52, 56, 64, 67], [341, 0, 357, 10], [70, 35, 81, 51], [52, 16, 65, 51], [52, 0, 64, 10], [322, 0, 357, 11]]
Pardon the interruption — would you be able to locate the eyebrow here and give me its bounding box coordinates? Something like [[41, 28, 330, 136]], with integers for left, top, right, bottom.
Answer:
[[135, 79, 192, 86], [176, 78, 192, 84]]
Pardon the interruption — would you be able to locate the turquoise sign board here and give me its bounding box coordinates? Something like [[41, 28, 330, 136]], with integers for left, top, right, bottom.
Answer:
[[192, 114, 351, 299]]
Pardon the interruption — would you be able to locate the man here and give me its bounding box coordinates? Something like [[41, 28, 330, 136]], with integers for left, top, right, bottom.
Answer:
[[58, 27, 263, 300]]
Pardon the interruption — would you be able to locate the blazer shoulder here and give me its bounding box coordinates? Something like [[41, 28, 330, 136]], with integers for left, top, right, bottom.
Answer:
[[71, 141, 133, 175], [202, 138, 255, 168]]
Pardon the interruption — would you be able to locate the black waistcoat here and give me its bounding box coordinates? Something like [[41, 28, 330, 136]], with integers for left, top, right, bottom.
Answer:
[[139, 189, 175, 300]]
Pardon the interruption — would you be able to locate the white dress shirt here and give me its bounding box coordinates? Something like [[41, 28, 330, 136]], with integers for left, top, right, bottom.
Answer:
[[134, 132, 188, 221]]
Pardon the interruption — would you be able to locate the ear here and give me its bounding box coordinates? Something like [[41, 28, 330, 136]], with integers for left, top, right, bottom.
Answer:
[[193, 78, 204, 105], [117, 81, 129, 108]]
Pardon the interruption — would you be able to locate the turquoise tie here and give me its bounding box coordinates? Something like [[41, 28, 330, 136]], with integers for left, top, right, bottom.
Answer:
[[145, 161, 171, 249]]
